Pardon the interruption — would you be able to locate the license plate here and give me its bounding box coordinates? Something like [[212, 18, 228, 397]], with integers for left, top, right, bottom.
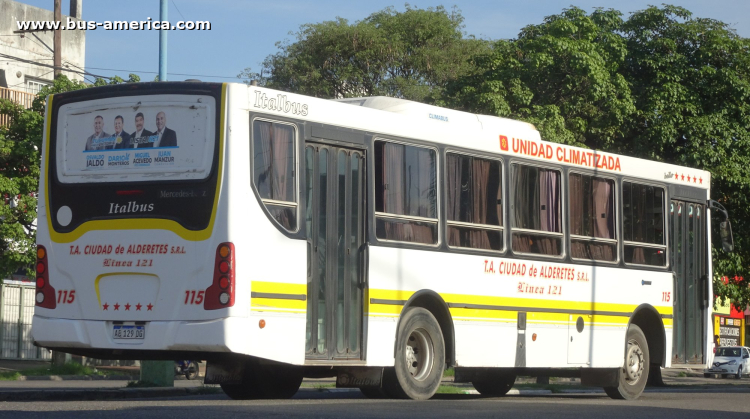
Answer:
[[113, 325, 145, 339]]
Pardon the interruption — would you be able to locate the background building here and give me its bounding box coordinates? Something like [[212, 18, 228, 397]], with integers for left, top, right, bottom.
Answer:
[[0, 0, 85, 98]]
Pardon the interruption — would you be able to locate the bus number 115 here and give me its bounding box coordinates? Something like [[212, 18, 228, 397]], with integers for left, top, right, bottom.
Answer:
[[184, 290, 204, 305]]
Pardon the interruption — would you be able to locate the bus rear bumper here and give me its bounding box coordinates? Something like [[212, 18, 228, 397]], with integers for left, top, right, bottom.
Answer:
[[31, 315, 240, 354]]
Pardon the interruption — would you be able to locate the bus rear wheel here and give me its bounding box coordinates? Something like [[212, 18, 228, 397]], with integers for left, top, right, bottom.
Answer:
[[473, 373, 516, 396], [384, 307, 445, 400], [220, 359, 303, 400], [604, 324, 650, 400]]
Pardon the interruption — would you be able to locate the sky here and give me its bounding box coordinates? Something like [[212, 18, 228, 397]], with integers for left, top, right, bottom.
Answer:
[[14, 0, 750, 84]]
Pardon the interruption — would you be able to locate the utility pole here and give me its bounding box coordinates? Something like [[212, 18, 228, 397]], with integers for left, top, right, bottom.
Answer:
[[158, 0, 167, 81], [53, 0, 61, 78], [138, 0, 175, 388]]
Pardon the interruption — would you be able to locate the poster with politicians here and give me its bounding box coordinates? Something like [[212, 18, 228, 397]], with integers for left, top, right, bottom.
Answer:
[[56, 94, 216, 183]]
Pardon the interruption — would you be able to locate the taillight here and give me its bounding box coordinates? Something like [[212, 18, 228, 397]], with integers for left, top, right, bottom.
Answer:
[[204, 242, 235, 310], [35, 245, 56, 309]]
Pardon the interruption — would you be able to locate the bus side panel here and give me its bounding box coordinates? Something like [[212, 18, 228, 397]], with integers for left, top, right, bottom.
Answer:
[[226, 97, 307, 366], [367, 246, 671, 369]]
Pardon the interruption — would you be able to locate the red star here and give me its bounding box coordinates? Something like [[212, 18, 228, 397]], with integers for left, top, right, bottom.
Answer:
[[681, 174, 685, 181], [125, 303, 131, 311], [687, 175, 691, 182], [674, 173, 679, 180], [693, 177, 697, 183], [147, 303, 153, 311], [102, 303, 109, 310], [136, 303, 142, 311], [699, 177, 703, 184], [114, 303, 120, 311]]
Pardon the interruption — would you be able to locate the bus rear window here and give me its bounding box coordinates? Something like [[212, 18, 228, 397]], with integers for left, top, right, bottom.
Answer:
[[55, 94, 216, 183]]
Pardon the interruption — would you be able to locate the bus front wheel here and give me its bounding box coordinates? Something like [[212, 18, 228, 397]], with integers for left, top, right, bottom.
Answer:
[[384, 307, 445, 400], [604, 324, 650, 400]]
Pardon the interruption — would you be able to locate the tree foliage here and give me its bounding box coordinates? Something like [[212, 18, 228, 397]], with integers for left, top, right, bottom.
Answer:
[[240, 5, 490, 102], [444, 5, 750, 310], [0, 74, 140, 280]]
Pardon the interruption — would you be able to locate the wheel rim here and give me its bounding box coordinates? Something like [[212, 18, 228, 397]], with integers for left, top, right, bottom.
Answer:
[[624, 338, 644, 385], [405, 328, 434, 381]]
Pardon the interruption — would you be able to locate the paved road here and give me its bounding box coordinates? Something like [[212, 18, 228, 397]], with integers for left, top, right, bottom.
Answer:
[[0, 387, 749, 419]]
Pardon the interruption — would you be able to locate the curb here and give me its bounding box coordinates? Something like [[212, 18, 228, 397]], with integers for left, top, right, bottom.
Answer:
[[18, 375, 137, 381], [0, 386, 220, 402], [463, 389, 554, 395]]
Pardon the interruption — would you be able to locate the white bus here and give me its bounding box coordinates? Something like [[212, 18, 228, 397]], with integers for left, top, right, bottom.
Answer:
[[32, 82, 733, 400]]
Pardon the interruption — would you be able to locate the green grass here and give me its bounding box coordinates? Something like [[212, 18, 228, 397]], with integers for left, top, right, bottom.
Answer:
[[443, 367, 454, 377], [0, 362, 131, 380], [435, 385, 467, 394], [18, 362, 100, 377], [0, 371, 20, 381]]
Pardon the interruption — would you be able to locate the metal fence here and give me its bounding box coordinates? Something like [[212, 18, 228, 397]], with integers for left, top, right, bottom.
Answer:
[[0, 282, 51, 360]]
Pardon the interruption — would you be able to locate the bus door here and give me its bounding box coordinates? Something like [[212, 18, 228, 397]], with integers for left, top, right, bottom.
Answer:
[[669, 200, 707, 364], [304, 143, 366, 361]]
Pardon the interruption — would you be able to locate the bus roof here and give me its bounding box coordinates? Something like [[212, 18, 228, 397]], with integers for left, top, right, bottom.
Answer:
[[217, 83, 706, 192]]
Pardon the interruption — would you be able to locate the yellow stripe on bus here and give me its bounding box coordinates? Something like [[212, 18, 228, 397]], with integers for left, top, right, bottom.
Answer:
[[44, 84, 228, 243], [251, 281, 306, 295], [250, 281, 307, 311], [368, 288, 673, 320]]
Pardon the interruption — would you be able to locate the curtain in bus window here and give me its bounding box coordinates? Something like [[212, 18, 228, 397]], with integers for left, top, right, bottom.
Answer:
[[446, 154, 463, 246], [569, 174, 584, 236], [382, 143, 405, 215], [376, 142, 436, 244], [623, 182, 665, 266], [569, 173, 615, 261], [593, 178, 614, 239], [536, 169, 560, 255], [446, 154, 502, 250], [254, 121, 294, 202], [540, 170, 560, 233], [253, 121, 296, 230], [512, 165, 537, 230], [512, 165, 561, 256]]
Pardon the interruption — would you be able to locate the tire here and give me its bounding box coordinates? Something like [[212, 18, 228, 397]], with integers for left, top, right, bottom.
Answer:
[[220, 358, 303, 400], [383, 307, 445, 400], [221, 382, 261, 400], [736, 366, 743, 380], [604, 324, 650, 400], [472, 373, 516, 396]]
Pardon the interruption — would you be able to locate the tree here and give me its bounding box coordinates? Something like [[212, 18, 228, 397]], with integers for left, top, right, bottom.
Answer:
[[0, 74, 140, 281], [444, 5, 750, 310], [619, 6, 750, 310], [442, 7, 635, 150], [240, 5, 490, 102]]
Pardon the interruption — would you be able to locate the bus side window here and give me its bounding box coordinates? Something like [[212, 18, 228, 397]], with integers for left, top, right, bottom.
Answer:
[[374, 141, 438, 245], [622, 181, 666, 266], [569, 173, 617, 262], [445, 153, 503, 251], [252, 120, 297, 231], [510, 164, 563, 256]]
